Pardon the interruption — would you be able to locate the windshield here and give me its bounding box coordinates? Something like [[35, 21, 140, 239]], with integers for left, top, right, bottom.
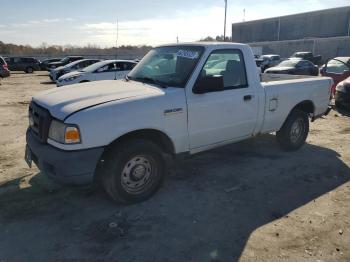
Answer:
[[292, 53, 309, 58], [277, 60, 299, 67], [127, 45, 204, 88], [60, 57, 70, 63]]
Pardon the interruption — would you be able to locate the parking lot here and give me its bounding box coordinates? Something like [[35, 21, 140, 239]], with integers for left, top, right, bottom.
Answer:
[[0, 72, 349, 261]]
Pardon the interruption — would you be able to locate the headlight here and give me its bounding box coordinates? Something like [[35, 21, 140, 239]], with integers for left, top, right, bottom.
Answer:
[[48, 120, 81, 144], [336, 82, 345, 92], [64, 75, 80, 82]]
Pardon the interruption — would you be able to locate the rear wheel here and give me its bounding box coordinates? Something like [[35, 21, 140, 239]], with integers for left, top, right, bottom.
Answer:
[[102, 139, 165, 203], [26, 67, 34, 73], [276, 110, 309, 151]]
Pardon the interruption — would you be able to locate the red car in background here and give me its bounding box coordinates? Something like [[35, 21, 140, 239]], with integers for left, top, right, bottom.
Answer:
[[0, 56, 10, 80], [320, 57, 350, 96]]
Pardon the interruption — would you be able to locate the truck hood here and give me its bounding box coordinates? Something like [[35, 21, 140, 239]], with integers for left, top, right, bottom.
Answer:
[[33, 80, 164, 120]]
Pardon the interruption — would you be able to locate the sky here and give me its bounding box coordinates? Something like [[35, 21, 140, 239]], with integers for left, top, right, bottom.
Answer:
[[0, 0, 349, 47]]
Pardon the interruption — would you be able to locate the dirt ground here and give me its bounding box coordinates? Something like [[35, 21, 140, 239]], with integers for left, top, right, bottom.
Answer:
[[0, 72, 349, 262]]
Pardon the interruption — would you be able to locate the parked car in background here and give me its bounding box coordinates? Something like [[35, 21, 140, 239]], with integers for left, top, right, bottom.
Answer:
[[256, 54, 281, 72], [49, 59, 101, 81], [0, 56, 10, 79], [290, 52, 322, 65], [47, 56, 84, 70], [5, 57, 41, 73], [335, 76, 350, 110], [57, 60, 137, 87], [320, 57, 350, 96], [265, 58, 319, 76], [40, 58, 61, 70]]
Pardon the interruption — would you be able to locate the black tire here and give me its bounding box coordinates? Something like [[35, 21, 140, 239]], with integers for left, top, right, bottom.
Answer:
[[26, 67, 34, 73], [102, 139, 165, 204], [335, 100, 343, 110], [276, 109, 309, 151]]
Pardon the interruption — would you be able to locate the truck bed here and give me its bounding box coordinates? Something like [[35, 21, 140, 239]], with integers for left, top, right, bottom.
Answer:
[[261, 73, 316, 83], [258, 73, 331, 135]]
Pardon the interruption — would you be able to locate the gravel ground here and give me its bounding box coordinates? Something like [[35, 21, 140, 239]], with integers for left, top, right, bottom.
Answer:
[[0, 72, 349, 262]]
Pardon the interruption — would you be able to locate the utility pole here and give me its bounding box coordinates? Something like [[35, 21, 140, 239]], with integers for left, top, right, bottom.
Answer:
[[176, 36, 179, 43], [243, 9, 245, 22], [223, 0, 227, 41], [115, 19, 119, 59]]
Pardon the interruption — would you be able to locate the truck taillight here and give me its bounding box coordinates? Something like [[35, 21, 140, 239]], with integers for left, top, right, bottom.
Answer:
[[3, 64, 8, 70]]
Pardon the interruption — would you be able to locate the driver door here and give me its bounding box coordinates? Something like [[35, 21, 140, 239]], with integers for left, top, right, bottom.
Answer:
[[323, 59, 350, 85], [186, 49, 258, 150]]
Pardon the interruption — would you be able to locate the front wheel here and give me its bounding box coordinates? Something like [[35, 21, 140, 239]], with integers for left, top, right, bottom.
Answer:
[[276, 110, 309, 151], [102, 139, 165, 203]]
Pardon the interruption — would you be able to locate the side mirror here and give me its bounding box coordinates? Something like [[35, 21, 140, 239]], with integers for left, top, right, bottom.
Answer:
[[193, 75, 224, 94]]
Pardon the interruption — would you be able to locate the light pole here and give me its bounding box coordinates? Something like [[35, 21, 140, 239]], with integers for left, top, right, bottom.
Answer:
[[224, 0, 227, 41], [115, 19, 119, 59]]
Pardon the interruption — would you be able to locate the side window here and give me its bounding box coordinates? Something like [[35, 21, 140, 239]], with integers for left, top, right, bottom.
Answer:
[[87, 60, 97, 66], [304, 61, 313, 67], [97, 63, 116, 73], [116, 62, 123, 71], [298, 61, 307, 67], [326, 60, 348, 74], [122, 62, 135, 71], [73, 62, 83, 69], [14, 57, 22, 63], [200, 49, 247, 89]]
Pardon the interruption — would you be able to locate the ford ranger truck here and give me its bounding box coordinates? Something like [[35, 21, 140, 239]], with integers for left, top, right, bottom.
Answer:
[[25, 42, 333, 203]]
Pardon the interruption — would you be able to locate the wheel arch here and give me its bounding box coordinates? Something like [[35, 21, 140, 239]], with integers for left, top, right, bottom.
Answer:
[[94, 128, 176, 182], [290, 100, 315, 116], [277, 100, 315, 131], [107, 129, 176, 155]]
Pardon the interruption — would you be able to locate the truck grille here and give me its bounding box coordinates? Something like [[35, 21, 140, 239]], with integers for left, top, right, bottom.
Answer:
[[28, 101, 51, 143]]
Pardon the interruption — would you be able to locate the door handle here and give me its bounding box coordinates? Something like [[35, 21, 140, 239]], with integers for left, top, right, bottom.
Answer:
[[244, 95, 252, 101]]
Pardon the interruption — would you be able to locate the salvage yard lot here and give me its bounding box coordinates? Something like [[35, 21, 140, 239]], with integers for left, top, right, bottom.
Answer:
[[0, 72, 350, 261]]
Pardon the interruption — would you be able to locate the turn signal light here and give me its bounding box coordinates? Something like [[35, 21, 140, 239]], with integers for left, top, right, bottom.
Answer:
[[65, 127, 81, 144]]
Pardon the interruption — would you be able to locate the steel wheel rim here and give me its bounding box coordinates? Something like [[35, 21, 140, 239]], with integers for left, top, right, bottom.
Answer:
[[121, 155, 157, 194], [290, 118, 304, 143]]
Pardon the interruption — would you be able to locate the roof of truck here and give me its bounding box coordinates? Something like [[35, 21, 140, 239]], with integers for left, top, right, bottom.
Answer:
[[157, 42, 247, 47]]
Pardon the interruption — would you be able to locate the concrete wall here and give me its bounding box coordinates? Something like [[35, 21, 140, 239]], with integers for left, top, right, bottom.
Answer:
[[232, 6, 350, 43], [249, 36, 350, 62]]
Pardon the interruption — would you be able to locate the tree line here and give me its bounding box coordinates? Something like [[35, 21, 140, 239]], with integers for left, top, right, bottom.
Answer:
[[0, 36, 230, 57], [0, 41, 152, 57]]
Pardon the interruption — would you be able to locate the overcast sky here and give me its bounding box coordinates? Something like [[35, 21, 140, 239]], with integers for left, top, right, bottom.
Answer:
[[0, 0, 349, 47]]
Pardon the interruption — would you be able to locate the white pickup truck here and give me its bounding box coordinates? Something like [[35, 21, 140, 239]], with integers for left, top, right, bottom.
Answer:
[[25, 42, 332, 203]]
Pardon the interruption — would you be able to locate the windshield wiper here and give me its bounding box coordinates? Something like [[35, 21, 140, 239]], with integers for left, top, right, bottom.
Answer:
[[129, 76, 167, 88]]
